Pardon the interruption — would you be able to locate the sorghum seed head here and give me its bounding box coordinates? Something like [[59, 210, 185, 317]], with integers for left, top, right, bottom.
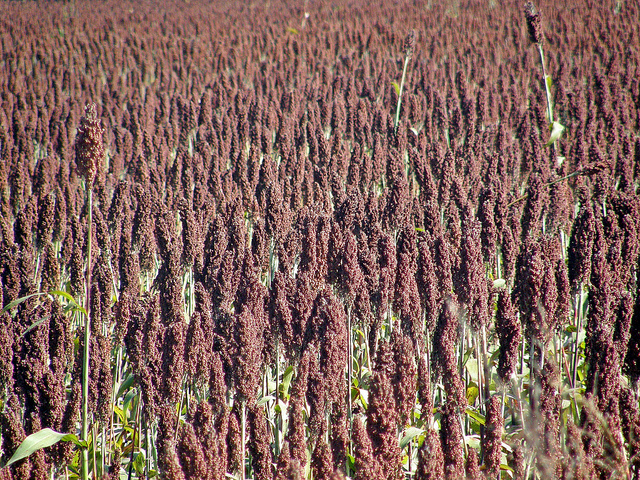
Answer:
[[75, 103, 105, 185], [404, 30, 416, 60], [524, 2, 543, 44]]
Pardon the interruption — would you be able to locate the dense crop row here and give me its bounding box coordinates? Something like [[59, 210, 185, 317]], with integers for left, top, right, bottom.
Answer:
[[1, 0, 639, 478]]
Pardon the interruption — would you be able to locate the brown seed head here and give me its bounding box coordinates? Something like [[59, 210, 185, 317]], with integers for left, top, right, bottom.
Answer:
[[404, 29, 416, 60], [75, 103, 105, 185], [524, 2, 543, 44]]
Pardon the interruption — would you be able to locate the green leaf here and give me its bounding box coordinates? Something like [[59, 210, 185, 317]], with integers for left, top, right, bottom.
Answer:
[[466, 383, 479, 405], [286, 27, 299, 35], [464, 434, 481, 450], [48, 290, 80, 307], [21, 315, 50, 337], [134, 451, 146, 476], [400, 427, 424, 450], [116, 373, 136, 399], [493, 279, 506, 289], [353, 388, 369, 410], [465, 408, 486, 426], [114, 405, 126, 424], [545, 75, 553, 90], [123, 389, 138, 419], [346, 454, 355, 472], [465, 358, 479, 382], [415, 227, 425, 233], [546, 121, 565, 146], [391, 81, 400, 96], [280, 366, 294, 399], [489, 348, 501, 364], [2, 292, 46, 313], [6, 428, 80, 466], [257, 395, 275, 406], [69, 305, 88, 316]]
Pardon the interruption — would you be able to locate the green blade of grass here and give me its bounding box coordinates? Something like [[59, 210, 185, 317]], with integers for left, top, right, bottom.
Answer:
[[5, 428, 82, 467], [400, 427, 424, 450], [1, 292, 46, 313], [20, 315, 51, 338]]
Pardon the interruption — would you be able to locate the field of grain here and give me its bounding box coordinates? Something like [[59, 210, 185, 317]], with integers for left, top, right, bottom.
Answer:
[[1, 0, 639, 478]]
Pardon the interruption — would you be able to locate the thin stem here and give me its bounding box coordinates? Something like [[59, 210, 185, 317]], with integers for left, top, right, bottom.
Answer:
[[109, 345, 122, 467], [101, 424, 106, 478], [81, 185, 93, 480], [91, 423, 97, 479], [506, 169, 584, 208], [475, 328, 484, 410], [347, 307, 353, 424], [127, 394, 141, 480], [275, 339, 281, 457], [528, 339, 535, 409], [146, 422, 152, 476], [481, 325, 491, 405], [394, 55, 410, 133], [346, 307, 354, 478], [537, 43, 554, 126], [241, 400, 247, 480], [537, 42, 559, 159], [174, 374, 187, 440], [571, 284, 585, 422]]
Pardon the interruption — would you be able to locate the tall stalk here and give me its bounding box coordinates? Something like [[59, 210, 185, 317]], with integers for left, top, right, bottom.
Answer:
[[241, 400, 247, 480], [525, 2, 564, 155], [75, 102, 105, 480], [274, 339, 281, 457], [394, 30, 416, 133], [537, 43, 554, 129], [81, 182, 93, 480], [394, 56, 410, 133]]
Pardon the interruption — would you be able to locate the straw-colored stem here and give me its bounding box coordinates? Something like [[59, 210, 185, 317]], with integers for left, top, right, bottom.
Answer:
[[146, 422, 152, 476], [481, 325, 491, 405], [91, 423, 97, 479], [81, 185, 93, 480], [174, 374, 187, 440], [537, 43, 554, 126], [128, 394, 141, 480], [241, 400, 247, 480], [275, 340, 281, 457], [347, 307, 353, 423], [537, 41, 559, 159], [507, 169, 583, 208], [394, 55, 410, 133], [571, 285, 584, 390]]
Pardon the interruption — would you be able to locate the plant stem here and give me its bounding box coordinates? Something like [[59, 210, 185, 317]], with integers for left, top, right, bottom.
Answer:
[[174, 374, 187, 440], [536, 42, 560, 159], [537, 43, 554, 126], [146, 423, 152, 476], [394, 55, 410, 133], [481, 325, 490, 405], [128, 394, 141, 480], [241, 400, 247, 480], [506, 169, 584, 208], [92, 423, 97, 479], [82, 185, 93, 480], [347, 307, 353, 424], [275, 339, 281, 457]]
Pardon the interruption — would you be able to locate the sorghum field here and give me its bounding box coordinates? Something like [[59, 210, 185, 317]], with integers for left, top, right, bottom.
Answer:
[[1, 0, 639, 478]]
